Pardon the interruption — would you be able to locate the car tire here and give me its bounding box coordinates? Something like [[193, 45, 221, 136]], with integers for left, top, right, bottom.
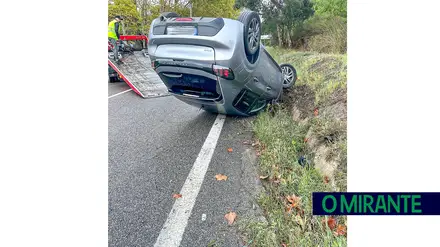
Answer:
[[133, 41, 143, 51], [238, 11, 261, 56], [108, 75, 118, 83], [280, 63, 297, 89], [160, 12, 180, 21]]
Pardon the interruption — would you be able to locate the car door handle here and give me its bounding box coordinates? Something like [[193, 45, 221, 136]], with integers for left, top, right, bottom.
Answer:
[[162, 73, 183, 78]]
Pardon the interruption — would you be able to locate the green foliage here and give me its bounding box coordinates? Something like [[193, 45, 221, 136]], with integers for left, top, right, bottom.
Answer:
[[237, 0, 347, 53], [191, 0, 239, 19], [282, 0, 315, 26], [234, 0, 262, 11], [265, 47, 347, 103], [108, 0, 142, 34], [261, 0, 314, 27], [305, 15, 347, 54], [313, 0, 347, 18], [246, 107, 346, 246], [142, 5, 162, 34]]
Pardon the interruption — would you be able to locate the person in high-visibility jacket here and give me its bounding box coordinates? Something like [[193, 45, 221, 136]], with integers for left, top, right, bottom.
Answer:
[[108, 16, 123, 61]]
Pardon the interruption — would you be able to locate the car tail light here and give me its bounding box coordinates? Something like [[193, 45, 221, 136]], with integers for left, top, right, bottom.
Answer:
[[175, 17, 193, 22], [213, 65, 234, 80]]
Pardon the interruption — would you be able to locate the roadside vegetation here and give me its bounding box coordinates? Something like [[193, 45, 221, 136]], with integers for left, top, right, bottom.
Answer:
[[234, 1, 347, 246], [239, 47, 347, 247]]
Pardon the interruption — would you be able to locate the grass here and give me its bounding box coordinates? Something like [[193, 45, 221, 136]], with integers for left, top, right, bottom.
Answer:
[[265, 47, 347, 106], [240, 47, 347, 247]]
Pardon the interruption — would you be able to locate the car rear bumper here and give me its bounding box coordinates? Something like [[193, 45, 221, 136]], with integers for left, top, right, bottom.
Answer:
[[171, 77, 248, 116], [153, 61, 253, 115]]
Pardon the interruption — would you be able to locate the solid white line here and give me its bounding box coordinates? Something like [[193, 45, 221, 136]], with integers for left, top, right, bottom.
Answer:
[[154, 114, 226, 247], [108, 89, 132, 99]]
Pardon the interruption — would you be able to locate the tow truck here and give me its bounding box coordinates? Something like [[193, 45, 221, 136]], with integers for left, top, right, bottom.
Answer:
[[108, 34, 169, 98]]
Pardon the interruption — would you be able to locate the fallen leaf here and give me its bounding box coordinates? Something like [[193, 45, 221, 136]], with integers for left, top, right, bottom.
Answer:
[[281, 244, 287, 247], [322, 217, 337, 230], [324, 176, 330, 184], [227, 148, 233, 152], [224, 211, 237, 225], [304, 138, 309, 143], [334, 224, 347, 236], [215, 174, 228, 181], [172, 193, 182, 199], [286, 194, 301, 209], [259, 175, 269, 179], [314, 108, 319, 116]]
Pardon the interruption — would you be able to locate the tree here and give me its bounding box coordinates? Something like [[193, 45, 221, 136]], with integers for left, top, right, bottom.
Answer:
[[190, 0, 239, 18], [108, 0, 142, 34], [313, 0, 347, 18], [259, 0, 314, 47], [234, 0, 262, 12]]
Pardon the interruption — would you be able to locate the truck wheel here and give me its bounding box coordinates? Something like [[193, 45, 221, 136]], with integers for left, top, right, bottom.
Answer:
[[280, 63, 297, 89], [238, 11, 261, 56], [108, 75, 118, 83]]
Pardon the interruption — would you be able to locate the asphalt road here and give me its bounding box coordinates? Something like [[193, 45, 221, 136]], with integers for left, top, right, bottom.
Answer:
[[108, 82, 265, 247]]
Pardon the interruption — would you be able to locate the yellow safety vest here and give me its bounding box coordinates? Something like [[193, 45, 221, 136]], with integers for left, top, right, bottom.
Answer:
[[108, 20, 118, 40]]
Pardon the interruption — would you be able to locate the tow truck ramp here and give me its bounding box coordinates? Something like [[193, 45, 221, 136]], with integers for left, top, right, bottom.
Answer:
[[108, 51, 169, 98]]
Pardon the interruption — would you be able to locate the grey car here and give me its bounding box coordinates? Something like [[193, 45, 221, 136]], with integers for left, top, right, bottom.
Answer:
[[147, 11, 297, 116]]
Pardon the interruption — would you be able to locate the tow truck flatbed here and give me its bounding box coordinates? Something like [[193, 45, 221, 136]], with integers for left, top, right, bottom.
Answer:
[[108, 35, 168, 98]]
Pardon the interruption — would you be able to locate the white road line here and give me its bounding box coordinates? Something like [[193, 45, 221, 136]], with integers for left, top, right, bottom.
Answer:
[[108, 89, 132, 99], [154, 114, 227, 247]]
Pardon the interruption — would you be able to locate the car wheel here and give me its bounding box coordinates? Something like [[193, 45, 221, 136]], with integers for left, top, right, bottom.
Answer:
[[238, 11, 261, 56], [160, 12, 180, 21], [280, 63, 297, 89]]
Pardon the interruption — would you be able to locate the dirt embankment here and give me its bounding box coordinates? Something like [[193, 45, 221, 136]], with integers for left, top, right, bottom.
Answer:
[[287, 85, 347, 191], [280, 50, 347, 191]]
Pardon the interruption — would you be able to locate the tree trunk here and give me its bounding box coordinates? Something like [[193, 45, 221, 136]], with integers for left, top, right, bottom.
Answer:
[[160, 0, 165, 12], [292, 29, 296, 48], [277, 24, 282, 47], [121, 22, 126, 35], [286, 26, 292, 48]]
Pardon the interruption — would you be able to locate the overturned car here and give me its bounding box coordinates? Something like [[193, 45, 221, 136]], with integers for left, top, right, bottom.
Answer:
[[147, 11, 297, 116]]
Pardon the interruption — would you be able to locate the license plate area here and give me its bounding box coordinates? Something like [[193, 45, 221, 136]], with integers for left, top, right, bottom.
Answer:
[[166, 26, 197, 35]]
